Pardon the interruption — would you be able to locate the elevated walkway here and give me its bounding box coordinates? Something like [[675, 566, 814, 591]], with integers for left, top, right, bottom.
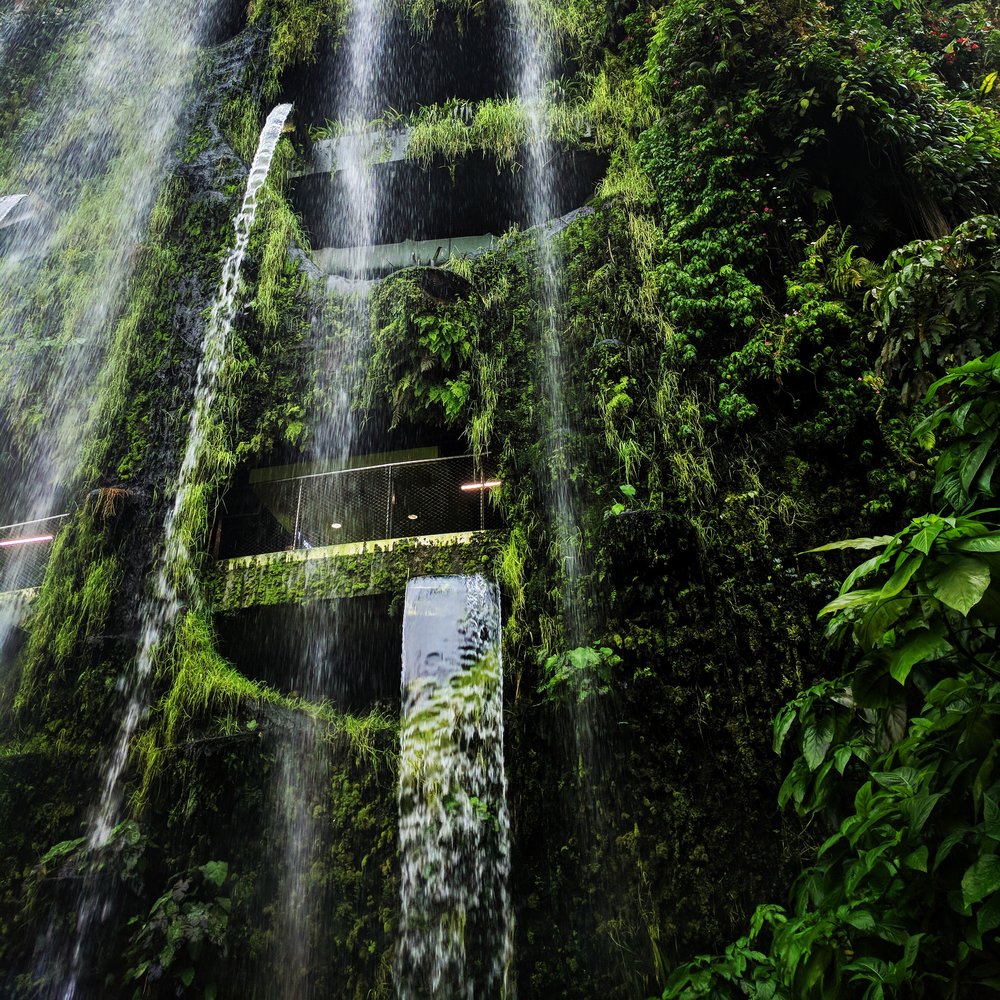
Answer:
[[207, 454, 504, 611]]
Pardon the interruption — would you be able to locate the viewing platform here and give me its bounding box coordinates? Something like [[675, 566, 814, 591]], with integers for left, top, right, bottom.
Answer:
[[207, 453, 505, 611]]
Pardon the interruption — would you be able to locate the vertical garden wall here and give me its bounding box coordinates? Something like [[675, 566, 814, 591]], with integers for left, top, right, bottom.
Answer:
[[0, 0, 998, 997]]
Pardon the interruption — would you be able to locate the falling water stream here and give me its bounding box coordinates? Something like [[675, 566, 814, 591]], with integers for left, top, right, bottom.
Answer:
[[508, 1, 617, 970], [39, 103, 293, 998], [0, 0, 223, 654], [259, 4, 389, 994], [397, 575, 512, 999], [509, 2, 589, 644]]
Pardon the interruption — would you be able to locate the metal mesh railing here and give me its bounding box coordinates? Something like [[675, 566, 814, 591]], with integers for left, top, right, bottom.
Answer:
[[212, 455, 503, 560], [0, 515, 69, 593]]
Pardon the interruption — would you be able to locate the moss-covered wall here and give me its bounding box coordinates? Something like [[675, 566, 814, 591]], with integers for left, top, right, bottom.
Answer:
[[208, 532, 502, 610], [0, 0, 998, 995]]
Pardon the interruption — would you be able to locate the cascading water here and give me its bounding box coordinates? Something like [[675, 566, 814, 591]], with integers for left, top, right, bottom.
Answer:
[[508, 2, 618, 972], [35, 103, 293, 998], [0, 0, 222, 651], [261, 4, 391, 992], [397, 575, 513, 999], [509, 2, 590, 644]]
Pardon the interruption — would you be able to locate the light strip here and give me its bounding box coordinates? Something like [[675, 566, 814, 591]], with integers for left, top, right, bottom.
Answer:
[[460, 480, 501, 492], [0, 534, 54, 548]]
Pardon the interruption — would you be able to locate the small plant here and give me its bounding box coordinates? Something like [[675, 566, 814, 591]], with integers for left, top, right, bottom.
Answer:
[[124, 861, 233, 998], [540, 645, 622, 704]]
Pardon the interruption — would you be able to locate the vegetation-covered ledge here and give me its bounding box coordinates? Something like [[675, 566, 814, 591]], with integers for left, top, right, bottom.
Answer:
[[206, 531, 504, 610]]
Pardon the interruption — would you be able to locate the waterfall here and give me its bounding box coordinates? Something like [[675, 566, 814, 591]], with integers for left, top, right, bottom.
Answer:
[[397, 575, 513, 999], [261, 3, 390, 991], [509, 2, 589, 644], [508, 3, 616, 970], [89, 101, 292, 850], [0, 0, 222, 647], [37, 104, 293, 998]]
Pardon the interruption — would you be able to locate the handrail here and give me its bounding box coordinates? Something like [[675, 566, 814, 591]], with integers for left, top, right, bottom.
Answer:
[[0, 513, 70, 534], [261, 453, 482, 487]]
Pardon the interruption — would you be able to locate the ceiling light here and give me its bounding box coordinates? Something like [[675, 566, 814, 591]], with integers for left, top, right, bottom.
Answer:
[[460, 480, 501, 492], [0, 534, 54, 547], [407, 514, 419, 521], [330, 522, 343, 530]]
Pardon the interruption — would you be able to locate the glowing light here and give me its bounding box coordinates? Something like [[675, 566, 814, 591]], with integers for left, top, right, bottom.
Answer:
[[330, 522, 343, 530], [460, 480, 501, 492], [0, 534, 54, 547], [407, 514, 419, 521]]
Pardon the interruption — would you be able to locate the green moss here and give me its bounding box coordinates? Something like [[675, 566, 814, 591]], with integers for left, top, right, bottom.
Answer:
[[248, 0, 349, 97], [207, 533, 503, 611], [10, 503, 122, 726]]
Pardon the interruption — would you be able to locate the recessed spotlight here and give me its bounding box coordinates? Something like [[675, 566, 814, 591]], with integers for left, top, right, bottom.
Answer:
[[330, 522, 343, 530], [407, 514, 419, 521]]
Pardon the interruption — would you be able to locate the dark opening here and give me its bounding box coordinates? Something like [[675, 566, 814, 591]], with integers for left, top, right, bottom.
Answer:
[[205, 0, 248, 47], [291, 150, 607, 251], [215, 596, 401, 711], [278, 8, 517, 127]]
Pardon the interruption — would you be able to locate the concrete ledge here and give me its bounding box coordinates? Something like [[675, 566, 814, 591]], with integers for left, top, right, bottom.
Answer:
[[219, 531, 479, 569]]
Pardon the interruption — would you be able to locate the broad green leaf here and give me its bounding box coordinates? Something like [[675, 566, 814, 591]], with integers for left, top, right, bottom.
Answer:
[[803, 715, 835, 771], [887, 627, 952, 685], [986, 794, 1000, 840], [808, 536, 894, 553], [845, 909, 876, 931], [911, 520, 945, 556], [962, 855, 1000, 908], [872, 768, 920, 788], [955, 533, 1000, 553], [977, 894, 1000, 934], [773, 707, 796, 753], [935, 828, 970, 872], [953, 399, 974, 432], [905, 846, 929, 872], [900, 933, 923, 970], [841, 554, 887, 594], [819, 588, 882, 618], [199, 861, 228, 888], [961, 435, 997, 496], [879, 553, 923, 599], [929, 557, 992, 615], [902, 793, 942, 834], [858, 595, 909, 651]]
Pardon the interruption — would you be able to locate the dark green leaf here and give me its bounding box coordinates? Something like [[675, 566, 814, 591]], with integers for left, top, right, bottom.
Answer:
[[962, 855, 1000, 908], [887, 627, 952, 685], [803, 715, 835, 771], [199, 861, 228, 888], [911, 520, 945, 556], [879, 553, 923, 599], [819, 588, 882, 618], [961, 435, 997, 496]]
